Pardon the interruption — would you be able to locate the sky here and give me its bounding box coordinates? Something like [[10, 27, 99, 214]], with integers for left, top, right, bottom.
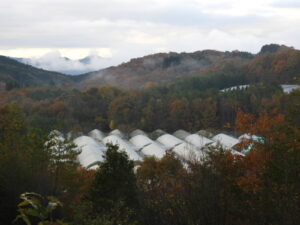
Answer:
[[0, 0, 300, 73]]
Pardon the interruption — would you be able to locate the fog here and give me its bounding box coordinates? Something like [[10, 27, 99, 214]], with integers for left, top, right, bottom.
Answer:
[[18, 51, 114, 75]]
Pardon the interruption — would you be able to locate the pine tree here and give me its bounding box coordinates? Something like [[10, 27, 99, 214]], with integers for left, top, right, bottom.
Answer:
[[87, 143, 139, 224]]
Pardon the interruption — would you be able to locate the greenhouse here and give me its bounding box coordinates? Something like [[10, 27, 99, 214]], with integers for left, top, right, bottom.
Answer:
[[109, 129, 125, 138], [173, 129, 191, 140], [102, 135, 142, 161], [140, 142, 166, 159], [73, 136, 107, 169], [69, 129, 249, 169], [88, 129, 106, 142], [156, 134, 184, 148], [129, 134, 153, 148], [185, 134, 214, 149], [212, 133, 239, 149], [172, 142, 206, 161]]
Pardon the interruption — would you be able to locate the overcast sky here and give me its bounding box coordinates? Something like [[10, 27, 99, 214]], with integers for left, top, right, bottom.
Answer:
[[0, 0, 300, 67]]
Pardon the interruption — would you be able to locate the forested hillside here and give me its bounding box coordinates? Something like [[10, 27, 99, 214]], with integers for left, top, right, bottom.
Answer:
[[0, 56, 73, 89], [77, 44, 300, 89], [1, 44, 299, 91], [0, 72, 299, 133]]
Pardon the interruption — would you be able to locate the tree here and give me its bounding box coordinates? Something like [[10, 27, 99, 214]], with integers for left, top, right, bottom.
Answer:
[[0, 104, 50, 225], [44, 131, 79, 195], [86, 144, 139, 225], [235, 110, 300, 225], [137, 153, 187, 225]]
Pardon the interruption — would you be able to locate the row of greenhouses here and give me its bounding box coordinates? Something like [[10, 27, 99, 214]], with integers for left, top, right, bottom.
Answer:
[[49, 129, 260, 169]]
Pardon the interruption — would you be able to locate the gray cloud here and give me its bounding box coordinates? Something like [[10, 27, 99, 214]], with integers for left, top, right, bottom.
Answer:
[[272, 1, 300, 8], [0, 0, 300, 69]]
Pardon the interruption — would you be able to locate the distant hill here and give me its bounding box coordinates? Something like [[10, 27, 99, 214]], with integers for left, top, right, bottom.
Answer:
[[77, 50, 253, 89], [1, 44, 299, 90], [0, 56, 73, 89], [76, 44, 298, 89]]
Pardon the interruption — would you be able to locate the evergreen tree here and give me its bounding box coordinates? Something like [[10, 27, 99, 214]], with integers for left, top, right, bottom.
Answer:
[[87, 143, 139, 224], [44, 131, 79, 195]]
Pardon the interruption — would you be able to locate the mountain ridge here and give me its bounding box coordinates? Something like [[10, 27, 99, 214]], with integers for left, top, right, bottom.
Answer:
[[76, 44, 296, 89], [1, 44, 298, 90]]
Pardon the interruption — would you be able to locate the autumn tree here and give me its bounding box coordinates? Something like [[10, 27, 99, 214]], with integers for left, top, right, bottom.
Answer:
[[235, 110, 300, 225], [137, 153, 187, 225]]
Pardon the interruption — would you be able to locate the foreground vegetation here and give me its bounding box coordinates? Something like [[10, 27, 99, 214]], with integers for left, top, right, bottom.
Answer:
[[0, 101, 299, 225]]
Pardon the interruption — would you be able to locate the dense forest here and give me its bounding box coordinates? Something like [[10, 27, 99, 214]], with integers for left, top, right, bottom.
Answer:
[[0, 98, 299, 225], [0, 71, 298, 134], [0, 44, 300, 225]]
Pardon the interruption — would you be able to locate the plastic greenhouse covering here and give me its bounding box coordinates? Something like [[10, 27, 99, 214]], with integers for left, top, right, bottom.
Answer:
[[185, 134, 214, 149], [173, 130, 191, 140], [88, 129, 106, 142], [212, 133, 239, 149], [73, 136, 107, 169], [156, 134, 184, 148], [102, 135, 142, 161]]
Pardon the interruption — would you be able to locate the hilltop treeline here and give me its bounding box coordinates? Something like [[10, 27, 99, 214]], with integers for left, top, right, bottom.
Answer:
[[1, 44, 300, 90], [78, 44, 300, 89]]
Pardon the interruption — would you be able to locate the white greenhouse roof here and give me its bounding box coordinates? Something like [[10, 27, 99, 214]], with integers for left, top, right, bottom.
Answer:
[[173, 130, 191, 140], [60, 128, 250, 167], [185, 134, 214, 149], [154, 141, 169, 150], [221, 85, 250, 92], [212, 133, 240, 149], [109, 129, 124, 138], [172, 143, 206, 161], [129, 134, 153, 148], [156, 134, 184, 148], [102, 135, 142, 161], [220, 84, 300, 94], [73, 136, 107, 169], [88, 129, 106, 141], [140, 143, 166, 159], [281, 84, 300, 94]]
